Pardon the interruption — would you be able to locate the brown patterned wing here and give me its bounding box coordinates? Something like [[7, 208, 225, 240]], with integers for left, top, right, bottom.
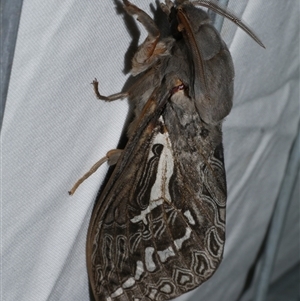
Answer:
[[87, 93, 227, 300]]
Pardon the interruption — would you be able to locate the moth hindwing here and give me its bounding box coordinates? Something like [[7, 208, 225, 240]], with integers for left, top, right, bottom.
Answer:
[[69, 1, 264, 300]]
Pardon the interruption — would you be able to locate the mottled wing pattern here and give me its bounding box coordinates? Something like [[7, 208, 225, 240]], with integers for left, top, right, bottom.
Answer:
[[87, 93, 226, 301], [78, 0, 265, 298]]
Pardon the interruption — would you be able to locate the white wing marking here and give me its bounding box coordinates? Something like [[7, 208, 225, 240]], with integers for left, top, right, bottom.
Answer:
[[184, 210, 196, 225], [145, 247, 156, 271], [122, 277, 135, 288], [111, 287, 123, 298], [157, 246, 176, 262], [174, 227, 192, 250], [149, 117, 174, 202], [135, 260, 144, 280], [130, 118, 174, 225]]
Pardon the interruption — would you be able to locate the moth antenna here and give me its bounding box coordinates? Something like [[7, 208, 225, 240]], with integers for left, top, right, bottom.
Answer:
[[191, 0, 265, 48]]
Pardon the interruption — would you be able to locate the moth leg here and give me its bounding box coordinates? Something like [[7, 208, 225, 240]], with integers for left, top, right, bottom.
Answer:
[[160, 0, 174, 16], [92, 78, 128, 101], [123, 0, 172, 75], [68, 149, 123, 195]]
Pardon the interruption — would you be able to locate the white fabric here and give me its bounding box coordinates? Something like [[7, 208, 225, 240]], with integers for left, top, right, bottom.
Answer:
[[2, 1, 299, 301]]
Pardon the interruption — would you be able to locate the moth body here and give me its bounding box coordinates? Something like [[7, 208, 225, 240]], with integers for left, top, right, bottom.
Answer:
[[69, 1, 264, 300]]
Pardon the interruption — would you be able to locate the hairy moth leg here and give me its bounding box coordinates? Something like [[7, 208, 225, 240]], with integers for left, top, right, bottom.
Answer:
[[92, 78, 128, 101], [69, 76, 132, 195], [68, 149, 123, 195], [70, 1, 173, 195], [123, 0, 172, 75], [160, 0, 174, 15], [69, 77, 128, 196]]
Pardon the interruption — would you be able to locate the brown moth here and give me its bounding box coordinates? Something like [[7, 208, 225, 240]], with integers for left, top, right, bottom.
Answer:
[[69, 0, 264, 300]]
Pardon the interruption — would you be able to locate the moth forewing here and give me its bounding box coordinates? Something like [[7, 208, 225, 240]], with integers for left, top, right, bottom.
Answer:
[[69, 0, 264, 300]]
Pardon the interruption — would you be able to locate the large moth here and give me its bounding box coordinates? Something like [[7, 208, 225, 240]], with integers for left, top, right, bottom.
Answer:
[[69, 0, 264, 300]]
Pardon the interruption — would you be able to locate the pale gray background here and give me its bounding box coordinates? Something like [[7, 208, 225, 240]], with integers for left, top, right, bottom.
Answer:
[[2, 1, 299, 301]]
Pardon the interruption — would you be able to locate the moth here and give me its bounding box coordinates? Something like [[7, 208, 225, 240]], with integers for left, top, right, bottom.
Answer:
[[69, 0, 264, 300]]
